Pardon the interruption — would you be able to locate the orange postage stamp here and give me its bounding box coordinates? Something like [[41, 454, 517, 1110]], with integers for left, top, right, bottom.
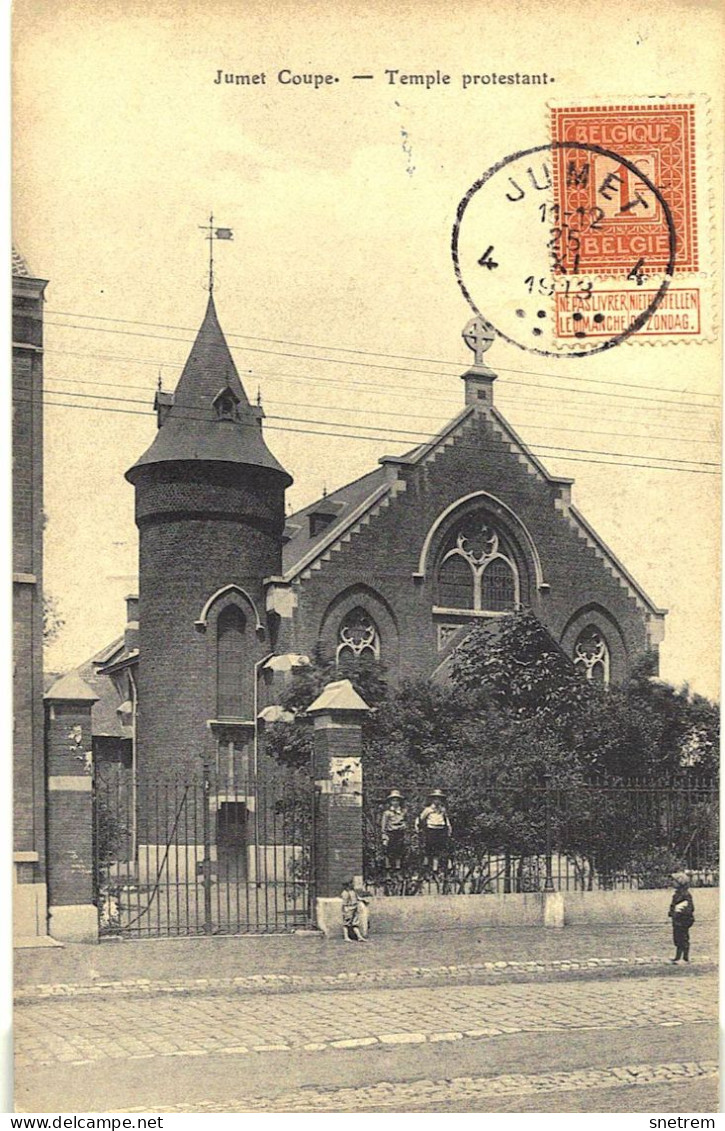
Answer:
[[548, 98, 714, 345]]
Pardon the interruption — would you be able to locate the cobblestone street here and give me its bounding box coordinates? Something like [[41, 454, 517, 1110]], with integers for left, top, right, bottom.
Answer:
[[135, 1060, 718, 1113], [14, 969, 716, 1067], [15, 965, 718, 1113]]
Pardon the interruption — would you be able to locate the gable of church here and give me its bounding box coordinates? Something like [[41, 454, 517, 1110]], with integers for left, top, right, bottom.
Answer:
[[276, 397, 664, 685]]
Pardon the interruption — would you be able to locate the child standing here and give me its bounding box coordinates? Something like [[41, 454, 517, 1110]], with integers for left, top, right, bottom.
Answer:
[[341, 879, 368, 942], [668, 871, 695, 963]]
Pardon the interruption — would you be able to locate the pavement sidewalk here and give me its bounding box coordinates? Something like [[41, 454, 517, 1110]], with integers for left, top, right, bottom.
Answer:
[[14, 920, 717, 1000]]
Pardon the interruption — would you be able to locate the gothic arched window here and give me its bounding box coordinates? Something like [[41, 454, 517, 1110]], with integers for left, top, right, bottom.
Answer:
[[436, 515, 519, 613], [217, 605, 247, 717], [336, 607, 380, 663], [573, 625, 610, 686]]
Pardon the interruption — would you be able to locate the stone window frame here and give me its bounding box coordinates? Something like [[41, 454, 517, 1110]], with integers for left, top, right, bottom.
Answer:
[[319, 584, 399, 675], [436, 518, 521, 614], [195, 584, 266, 727], [336, 606, 382, 664], [573, 624, 611, 686], [415, 490, 546, 594], [560, 604, 628, 689]]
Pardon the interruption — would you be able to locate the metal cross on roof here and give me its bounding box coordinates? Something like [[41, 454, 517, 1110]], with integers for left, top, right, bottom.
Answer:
[[462, 316, 495, 366]]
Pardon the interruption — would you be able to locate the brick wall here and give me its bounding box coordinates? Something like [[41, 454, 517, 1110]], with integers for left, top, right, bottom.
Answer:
[[312, 714, 364, 898], [46, 790, 93, 905], [132, 461, 286, 789], [12, 273, 47, 890], [45, 700, 94, 910], [291, 409, 655, 685]]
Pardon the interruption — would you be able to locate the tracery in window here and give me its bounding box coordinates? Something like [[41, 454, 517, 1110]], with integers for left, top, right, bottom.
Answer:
[[437, 515, 519, 612], [573, 625, 610, 686], [336, 606, 381, 663]]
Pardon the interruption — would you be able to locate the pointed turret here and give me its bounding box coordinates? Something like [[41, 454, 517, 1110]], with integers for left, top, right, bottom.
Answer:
[[126, 295, 291, 485], [125, 293, 292, 783]]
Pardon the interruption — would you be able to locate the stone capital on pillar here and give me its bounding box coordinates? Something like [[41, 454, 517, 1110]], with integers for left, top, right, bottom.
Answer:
[[307, 678, 371, 722], [306, 680, 370, 900]]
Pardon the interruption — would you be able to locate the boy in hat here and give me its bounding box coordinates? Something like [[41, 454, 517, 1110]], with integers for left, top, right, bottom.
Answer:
[[381, 790, 408, 874], [416, 789, 452, 875], [668, 872, 695, 963]]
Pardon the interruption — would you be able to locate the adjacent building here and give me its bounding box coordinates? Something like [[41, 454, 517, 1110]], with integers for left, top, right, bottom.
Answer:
[[12, 248, 48, 941]]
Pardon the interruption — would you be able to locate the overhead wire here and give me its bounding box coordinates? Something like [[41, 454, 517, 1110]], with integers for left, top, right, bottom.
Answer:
[[42, 376, 719, 448], [43, 318, 720, 412], [38, 384, 721, 467], [42, 368, 721, 447], [16, 389, 721, 474], [44, 307, 722, 400], [42, 345, 718, 417]]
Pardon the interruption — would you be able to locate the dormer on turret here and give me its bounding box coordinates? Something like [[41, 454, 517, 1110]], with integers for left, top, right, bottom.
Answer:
[[212, 384, 241, 421]]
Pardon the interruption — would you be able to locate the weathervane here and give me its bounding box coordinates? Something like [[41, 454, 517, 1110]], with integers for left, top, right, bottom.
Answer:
[[199, 213, 234, 294], [462, 316, 495, 366]]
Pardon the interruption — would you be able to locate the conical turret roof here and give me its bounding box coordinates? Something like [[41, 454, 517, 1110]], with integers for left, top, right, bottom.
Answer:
[[126, 295, 291, 484]]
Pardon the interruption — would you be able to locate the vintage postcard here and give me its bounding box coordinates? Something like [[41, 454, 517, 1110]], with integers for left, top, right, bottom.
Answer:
[[11, 0, 722, 1118]]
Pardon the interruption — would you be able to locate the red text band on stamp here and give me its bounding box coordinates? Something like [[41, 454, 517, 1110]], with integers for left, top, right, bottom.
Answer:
[[556, 288, 701, 339]]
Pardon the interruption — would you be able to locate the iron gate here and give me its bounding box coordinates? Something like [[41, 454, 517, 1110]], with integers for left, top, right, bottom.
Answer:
[[93, 760, 316, 937]]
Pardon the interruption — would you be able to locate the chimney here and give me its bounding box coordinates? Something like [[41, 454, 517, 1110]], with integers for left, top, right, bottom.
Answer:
[[125, 594, 139, 652]]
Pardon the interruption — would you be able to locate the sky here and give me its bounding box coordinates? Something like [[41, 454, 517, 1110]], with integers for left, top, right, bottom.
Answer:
[[12, 0, 723, 698]]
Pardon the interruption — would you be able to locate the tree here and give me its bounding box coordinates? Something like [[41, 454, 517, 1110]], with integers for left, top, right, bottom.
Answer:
[[571, 660, 720, 779], [262, 646, 388, 769], [450, 610, 594, 733], [42, 593, 65, 650], [264, 613, 718, 889]]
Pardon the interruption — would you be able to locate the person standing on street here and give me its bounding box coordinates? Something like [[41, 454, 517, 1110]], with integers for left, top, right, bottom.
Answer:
[[668, 871, 695, 963], [381, 789, 408, 874], [416, 789, 452, 876]]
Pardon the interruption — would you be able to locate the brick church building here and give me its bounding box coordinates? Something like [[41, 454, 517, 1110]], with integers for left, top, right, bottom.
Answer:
[[55, 292, 667, 782], [42, 291, 667, 939]]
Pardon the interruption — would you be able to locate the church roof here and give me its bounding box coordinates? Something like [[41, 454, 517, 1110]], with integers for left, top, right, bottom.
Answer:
[[282, 466, 387, 574], [280, 408, 486, 580], [126, 295, 291, 484]]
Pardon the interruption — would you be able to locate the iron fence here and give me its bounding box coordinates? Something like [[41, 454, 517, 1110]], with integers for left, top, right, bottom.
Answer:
[[93, 758, 316, 937], [363, 777, 718, 895]]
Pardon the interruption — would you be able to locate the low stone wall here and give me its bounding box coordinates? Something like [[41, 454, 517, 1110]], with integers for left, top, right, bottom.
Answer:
[[563, 886, 718, 926], [315, 887, 718, 936]]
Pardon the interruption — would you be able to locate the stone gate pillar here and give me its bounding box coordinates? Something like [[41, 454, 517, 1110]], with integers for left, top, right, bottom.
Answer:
[[44, 674, 98, 942], [306, 680, 370, 915]]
